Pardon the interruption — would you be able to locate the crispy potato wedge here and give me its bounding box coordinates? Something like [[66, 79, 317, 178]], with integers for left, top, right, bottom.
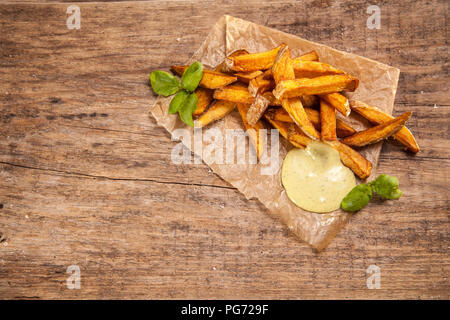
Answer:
[[320, 93, 350, 116], [325, 140, 373, 179], [273, 75, 359, 99], [266, 107, 356, 138], [264, 115, 309, 148], [246, 93, 271, 126], [213, 83, 255, 104], [293, 50, 319, 62], [341, 111, 412, 147], [194, 100, 236, 128], [281, 98, 320, 140], [271, 45, 295, 84], [248, 73, 275, 96], [215, 49, 249, 72], [171, 66, 237, 89], [293, 61, 345, 78], [350, 100, 420, 153], [193, 87, 214, 116], [225, 44, 284, 72], [320, 99, 337, 141], [235, 70, 264, 84], [237, 103, 264, 159]]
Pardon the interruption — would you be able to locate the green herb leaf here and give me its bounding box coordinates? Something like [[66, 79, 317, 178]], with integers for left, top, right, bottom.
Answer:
[[181, 61, 203, 92], [178, 92, 198, 127], [341, 183, 373, 212], [150, 70, 180, 97], [169, 90, 189, 114], [369, 174, 403, 200]]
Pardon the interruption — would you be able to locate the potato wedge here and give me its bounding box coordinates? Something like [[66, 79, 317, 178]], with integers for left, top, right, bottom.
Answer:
[[293, 61, 345, 78], [341, 111, 412, 147], [248, 73, 275, 96], [320, 99, 337, 141], [171, 66, 237, 89], [273, 75, 359, 99], [193, 87, 214, 116], [350, 100, 420, 153], [194, 100, 236, 128], [235, 70, 264, 84], [325, 140, 373, 179], [266, 107, 356, 138], [237, 103, 264, 159], [264, 115, 309, 148], [213, 83, 254, 104], [271, 44, 295, 84], [281, 98, 320, 140], [225, 44, 284, 72], [246, 93, 271, 126], [320, 93, 350, 116], [215, 49, 249, 73], [293, 50, 319, 62]]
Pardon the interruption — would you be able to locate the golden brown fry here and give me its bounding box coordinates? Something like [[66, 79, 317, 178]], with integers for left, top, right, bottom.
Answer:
[[194, 100, 236, 128], [215, 49, 249, 72], [213, 83, 255, 104], [320, 99, 337, 141], [341, 111, 412, 147], [293, 50, 319, 62], [325, 140, 373, 179], [271, 44, 295, 84], [171, 66, 237, 89], [246, 93, 271, 126], [350, 100, 420, 153], [293, 61, 345, 78], [248, 73, 275, 96], [193, 87, 213, 116], [237, 103, 264, 159], [281, 98, 320, 140], [225, 44, 284, 72], [273, 75, 359, 99], [264, 115, 309, 148], [266, 107, 356, 138], [300, 95, 319, 108], [235, 70, 263, 84], [320, 93, 350, 116]]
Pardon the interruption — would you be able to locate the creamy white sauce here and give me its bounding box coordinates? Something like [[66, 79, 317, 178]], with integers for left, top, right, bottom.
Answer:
[[281, 141, 356, 213]]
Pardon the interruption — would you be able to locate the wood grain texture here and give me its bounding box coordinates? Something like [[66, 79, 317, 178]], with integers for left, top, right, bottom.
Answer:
[[0, 0, 448, 299]]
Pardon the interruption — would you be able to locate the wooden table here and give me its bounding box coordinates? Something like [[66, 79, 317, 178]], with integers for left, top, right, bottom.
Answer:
[[0, 0, 448, 299]]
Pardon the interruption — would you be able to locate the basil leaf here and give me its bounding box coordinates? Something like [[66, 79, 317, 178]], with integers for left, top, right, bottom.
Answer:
[[181, 61, 203, 92], [370, 174, 402, 200], [178, 92, 198, 127], [341, 183, 373, 212], [150, 70, 180, 97], [169, 90, 189, 114]]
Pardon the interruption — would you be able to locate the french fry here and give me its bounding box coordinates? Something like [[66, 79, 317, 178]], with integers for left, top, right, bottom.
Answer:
[[266, 107, 356, 138], [293, 50, 319, 62], [225, 44, 284, 72], [171, 66, 237, 89], [273, 75, 359, 99], [293, 61, 345, 78], [271, 44, 295, 84], [300, 95, 319, 108], [246, 93, 271, 126], [237, 103, 264, 159], [350, 100, 420, 153], [320, 93, 350, 116], [264, 115, 310, 148], [235, 70, 263, 84], [325, 140, 373, 179], [215, 49, 249, 72], [341, 111, 412, 147], [320, 99, 337, 141], [213, 83, 254, 104], [194, 100, 236, 128], [281, 98, 320, 140], [248, 72, 275, 96], [193, 87, 213, 116]]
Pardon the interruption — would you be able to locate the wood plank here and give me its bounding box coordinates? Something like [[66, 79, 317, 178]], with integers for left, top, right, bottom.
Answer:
[[0, 1, 448, 299]]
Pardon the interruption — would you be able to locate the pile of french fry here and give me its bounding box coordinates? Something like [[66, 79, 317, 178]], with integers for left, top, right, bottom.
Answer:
[[171, 44, 419, 180]]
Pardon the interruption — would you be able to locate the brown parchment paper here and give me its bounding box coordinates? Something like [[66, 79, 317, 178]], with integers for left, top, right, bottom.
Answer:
[[150, 15, 400, 251]]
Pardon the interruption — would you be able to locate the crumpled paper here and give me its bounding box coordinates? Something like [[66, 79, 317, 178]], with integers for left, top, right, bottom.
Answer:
[[150, 15, 400, 250]]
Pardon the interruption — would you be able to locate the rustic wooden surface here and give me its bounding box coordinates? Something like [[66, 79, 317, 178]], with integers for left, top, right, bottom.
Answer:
[[0, 0, 448, 299]]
